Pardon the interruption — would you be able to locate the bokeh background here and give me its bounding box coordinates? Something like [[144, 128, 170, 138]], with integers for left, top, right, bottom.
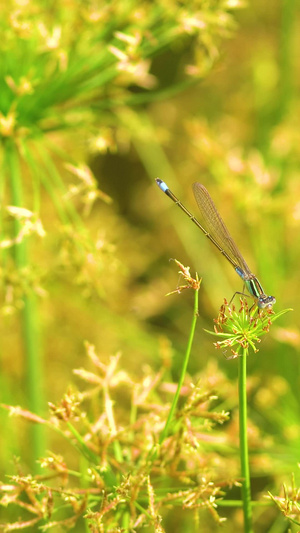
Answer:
[[0, 0, 300, 531]]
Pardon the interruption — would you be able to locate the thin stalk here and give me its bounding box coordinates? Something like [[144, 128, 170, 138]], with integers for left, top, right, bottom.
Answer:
[[238, 347, 253, 533], [159, 285, 199, 444], [6, 141, 45, 470]]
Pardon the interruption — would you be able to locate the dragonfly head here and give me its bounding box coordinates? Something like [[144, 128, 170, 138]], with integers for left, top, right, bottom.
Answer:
[[257, 295, 276, 310]]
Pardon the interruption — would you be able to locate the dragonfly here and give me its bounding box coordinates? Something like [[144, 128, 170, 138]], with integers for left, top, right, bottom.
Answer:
[[155, 178, 275, 310]]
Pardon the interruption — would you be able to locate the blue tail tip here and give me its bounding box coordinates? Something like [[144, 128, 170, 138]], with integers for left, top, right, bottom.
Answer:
[[155, 178, 169, 193]]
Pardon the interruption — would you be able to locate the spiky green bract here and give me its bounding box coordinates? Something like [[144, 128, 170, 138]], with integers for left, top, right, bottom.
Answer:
[[205, 299, 291, 360]]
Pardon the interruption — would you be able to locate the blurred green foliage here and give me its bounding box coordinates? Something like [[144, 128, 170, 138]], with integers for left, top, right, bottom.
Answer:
[[0, 0, 300, 531]]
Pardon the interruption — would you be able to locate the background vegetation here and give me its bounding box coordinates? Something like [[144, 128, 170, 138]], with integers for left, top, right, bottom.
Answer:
[[0, 0, 299, 531]]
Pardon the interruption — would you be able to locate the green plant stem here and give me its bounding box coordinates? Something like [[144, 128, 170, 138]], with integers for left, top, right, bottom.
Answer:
[[238, 347, 253, 533], [159, 285, 199, 445], [6, 141, 45, 470]]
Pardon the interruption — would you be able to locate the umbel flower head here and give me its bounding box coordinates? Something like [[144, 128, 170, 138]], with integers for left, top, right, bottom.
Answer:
[[206, 299, 289, 359]]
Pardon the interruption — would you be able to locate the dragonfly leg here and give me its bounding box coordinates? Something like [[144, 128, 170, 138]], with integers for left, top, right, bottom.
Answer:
[[229, 290, 250, 306]]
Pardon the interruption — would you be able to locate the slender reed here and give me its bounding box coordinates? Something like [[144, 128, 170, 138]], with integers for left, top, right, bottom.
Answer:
[[5, 141, 45, 469], [238, 347, 253, 533], [159, 272, 200, 444]]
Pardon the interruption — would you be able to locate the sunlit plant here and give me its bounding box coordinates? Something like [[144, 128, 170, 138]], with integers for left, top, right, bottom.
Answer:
[[0, 0, 243, 470], [0, 341, 233, 531], [0, 259, 291, 531]]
